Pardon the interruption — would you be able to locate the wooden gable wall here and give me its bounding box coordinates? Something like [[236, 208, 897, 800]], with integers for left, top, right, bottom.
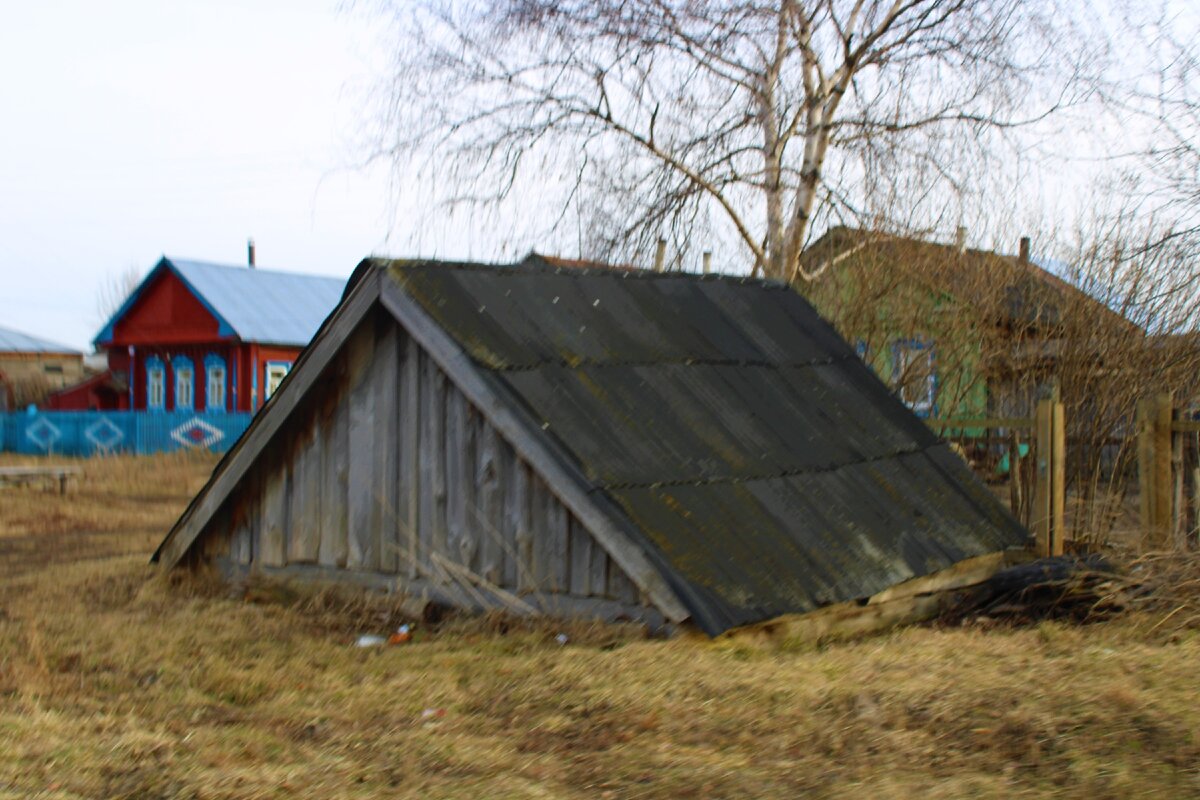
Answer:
[[194, 307, 655, 623], [111, 269, 223, 346]]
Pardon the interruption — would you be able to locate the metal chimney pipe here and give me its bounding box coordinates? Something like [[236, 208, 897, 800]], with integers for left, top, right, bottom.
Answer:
[[1019, 236, 1031, 263], [248, 238, 256, 268], [702, 250, 712, 275], [954, 226, 967, 254]]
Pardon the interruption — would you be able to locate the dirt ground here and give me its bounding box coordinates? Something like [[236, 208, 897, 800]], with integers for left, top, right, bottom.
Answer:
[[2, 453, 1200, 799]]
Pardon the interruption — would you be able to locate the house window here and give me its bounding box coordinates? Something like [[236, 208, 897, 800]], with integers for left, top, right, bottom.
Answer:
[[173, 356, 195, 411], [146, 357, 165, 410], [264, 361, 291, 400], [43, 364, 64, 375], [893, 340, 936, 417], [205, 354, 226, 412]]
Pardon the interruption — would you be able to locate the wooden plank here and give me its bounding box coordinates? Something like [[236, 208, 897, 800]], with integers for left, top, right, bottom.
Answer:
[[288, 426, 321, 564], [1172, 420, 1200, 433], [445, 386, 479, 571], [510, 461, 534, 593], [589, 536, 609, 598], [1051, 401, 1065, 557], [1033, 398, 1053, 557], [417, 351, 435, 578], [499, 443, 521, 589], [1192, 464, 1200, 547], [926, 417, 1035, 430], [380, 281, 690, 622], [201, 506, 232, 560], [227, 563, 669, 630], [475, 418, 504, 584], [431, 368, 449, 573], [228, 472, 259, 567], [545, 492, 569, 593], [1138, 396, 1156, 544], [608, 564, 639, 606], [373, 322, 401, 573], [230, 501, 252, 565], [529, 478, 558, 591], [157, 268, 381, 567], [346, 323, 377, 570], [318, 385, 349, 567], [286, 438, 305, 563], [1173, 419, 1186, 548], [399, 333, 421, 578], [1154, 394, 1173, 548], [260, 461, 287, 568], [417, 352, 449, 581], [569, 517, 592, 596]]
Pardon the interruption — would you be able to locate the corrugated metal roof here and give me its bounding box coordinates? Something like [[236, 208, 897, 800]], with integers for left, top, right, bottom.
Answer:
[[0, 324, 79, 354], [169, 258, 346, 346], [386, 259, 1028, 634], [95, 257, 346, 347]]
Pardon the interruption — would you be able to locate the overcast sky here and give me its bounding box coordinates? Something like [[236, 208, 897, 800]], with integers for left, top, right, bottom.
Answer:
[[0, 0, 402, 350], [3, 2, 1197, 352]]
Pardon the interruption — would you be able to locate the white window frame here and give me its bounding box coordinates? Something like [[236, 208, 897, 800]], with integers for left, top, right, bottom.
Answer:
[[146, 359, 165, 411], [205, 356, 226, 412], [173, 357, 195, 411], [264, 361, 291, 401], [893, 340, 936, 417]]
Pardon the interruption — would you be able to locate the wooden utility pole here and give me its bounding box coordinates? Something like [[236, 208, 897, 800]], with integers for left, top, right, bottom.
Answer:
[[1032, 387, 1065, 557]]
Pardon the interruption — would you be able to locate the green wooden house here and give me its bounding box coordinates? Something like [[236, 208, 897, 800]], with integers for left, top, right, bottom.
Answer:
[[801, 227, 1139, 423]]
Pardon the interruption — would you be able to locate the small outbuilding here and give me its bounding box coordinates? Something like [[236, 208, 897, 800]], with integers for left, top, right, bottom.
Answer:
[[154, 256, 1028, 636], [0, 325, 84, 411]]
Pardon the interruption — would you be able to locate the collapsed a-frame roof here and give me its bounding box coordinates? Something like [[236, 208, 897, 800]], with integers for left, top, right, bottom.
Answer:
[[156, 255, 1028, 635]]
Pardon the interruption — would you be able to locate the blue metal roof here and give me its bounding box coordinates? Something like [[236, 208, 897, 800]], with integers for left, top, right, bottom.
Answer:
[[0, 324, 79, 354], [95, 257, 347, 347]]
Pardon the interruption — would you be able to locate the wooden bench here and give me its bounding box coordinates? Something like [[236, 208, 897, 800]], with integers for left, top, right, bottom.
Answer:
[[0, 466, 83, 495]]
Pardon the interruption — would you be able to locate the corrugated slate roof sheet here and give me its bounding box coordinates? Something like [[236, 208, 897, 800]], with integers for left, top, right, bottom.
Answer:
[[0, 324, 79, 354], [95, 257, 346, 347], [385, 257, 1028, 634]]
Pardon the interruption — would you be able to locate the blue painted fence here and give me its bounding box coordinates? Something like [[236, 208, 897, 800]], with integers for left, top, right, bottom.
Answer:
[[0, 410, 253, 456]]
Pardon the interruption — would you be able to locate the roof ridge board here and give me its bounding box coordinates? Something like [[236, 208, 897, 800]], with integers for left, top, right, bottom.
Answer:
[[385, 257, 789, 288], [593, 438, 942, 491], [487, 354, 855, 372], [166, 256, 344, 282]]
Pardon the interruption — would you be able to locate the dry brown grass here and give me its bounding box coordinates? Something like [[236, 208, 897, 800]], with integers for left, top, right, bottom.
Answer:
[[3, 454, 1200, 799]]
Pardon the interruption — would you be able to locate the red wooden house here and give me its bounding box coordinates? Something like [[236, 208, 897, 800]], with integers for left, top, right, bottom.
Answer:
[[50, 256, 345, 413]]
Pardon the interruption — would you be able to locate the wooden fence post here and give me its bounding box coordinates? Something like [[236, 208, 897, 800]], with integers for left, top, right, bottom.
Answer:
[[1137, 392, 1174, 548], [1033, 389, 1065, 557], [1053, 399, 1066, 552], [1173, 413, 1186, 549]]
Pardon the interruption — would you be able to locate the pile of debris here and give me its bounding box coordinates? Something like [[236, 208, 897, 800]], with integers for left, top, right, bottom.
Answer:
[[725, 549, 1200, 645], [941, 554, 1125, 626]]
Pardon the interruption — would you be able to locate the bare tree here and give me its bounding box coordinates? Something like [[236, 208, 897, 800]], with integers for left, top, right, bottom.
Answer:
[[374, 0, 1097, 281], [95, 265, 143, 326]]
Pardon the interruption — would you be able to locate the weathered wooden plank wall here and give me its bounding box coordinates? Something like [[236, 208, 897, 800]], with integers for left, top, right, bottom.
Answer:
[[199, 311, 650, 615]]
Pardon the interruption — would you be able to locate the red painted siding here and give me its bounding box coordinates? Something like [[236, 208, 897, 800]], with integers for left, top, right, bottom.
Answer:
[[110, 270, 225, 347]]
